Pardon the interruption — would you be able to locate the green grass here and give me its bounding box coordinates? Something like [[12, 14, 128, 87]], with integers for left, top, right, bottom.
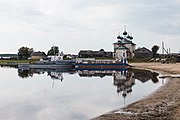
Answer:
[[0, 59, 37, 65]]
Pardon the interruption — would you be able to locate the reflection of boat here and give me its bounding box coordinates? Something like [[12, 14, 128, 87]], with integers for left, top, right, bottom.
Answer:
[[49, 71, 63, 80], [18, 68, 75, 79], [75, 60, 129, 70], [18, 53, 75, 69]]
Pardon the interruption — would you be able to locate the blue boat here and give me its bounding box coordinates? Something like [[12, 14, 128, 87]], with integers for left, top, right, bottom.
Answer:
[[75, 59, 129, 70]]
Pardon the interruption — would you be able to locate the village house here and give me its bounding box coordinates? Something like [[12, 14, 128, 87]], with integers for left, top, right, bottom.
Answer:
[[134, 47, 153, 58], [31, 51, 47, 60], [78, 49, 113, 58]]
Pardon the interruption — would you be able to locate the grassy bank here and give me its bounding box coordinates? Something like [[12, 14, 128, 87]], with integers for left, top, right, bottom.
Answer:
[[0, 60, 37, 65]]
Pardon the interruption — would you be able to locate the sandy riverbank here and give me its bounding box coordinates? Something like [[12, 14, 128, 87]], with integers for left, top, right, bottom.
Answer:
[[93, 63, 180, 120]]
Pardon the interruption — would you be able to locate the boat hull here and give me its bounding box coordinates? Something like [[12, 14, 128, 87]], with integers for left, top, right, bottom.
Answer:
[[18, 64, 74, 69], [18, 60, 75, 69], [75, 63, 129, 70]]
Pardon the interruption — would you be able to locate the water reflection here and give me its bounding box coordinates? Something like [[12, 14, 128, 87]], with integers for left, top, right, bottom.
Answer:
[[113, 69, 159, 100], [77, 69, 159, 98], [18, 68, 75, 80], [17, 68, 159, 98], [0, 66, 163, 120]]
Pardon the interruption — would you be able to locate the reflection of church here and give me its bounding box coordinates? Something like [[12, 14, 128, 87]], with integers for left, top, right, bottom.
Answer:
[[112, 69, 159, 101], [113, 70, 135, 99]]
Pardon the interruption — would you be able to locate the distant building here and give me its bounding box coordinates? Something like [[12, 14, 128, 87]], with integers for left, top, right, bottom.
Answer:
[[31, 51, 47, 60], [174, 53, 180, 62], [0, 54, 18, 60], [78, 49, 113, 58], [113, 26, 136, 60], [64, 54, 77, 60], [134, 47, 153, 58]]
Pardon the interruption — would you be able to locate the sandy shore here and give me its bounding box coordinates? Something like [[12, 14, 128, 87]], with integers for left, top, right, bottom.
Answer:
[[93, 63, 180, 120]]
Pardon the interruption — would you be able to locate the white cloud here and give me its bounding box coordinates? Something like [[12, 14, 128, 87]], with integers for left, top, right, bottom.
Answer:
[[0, 0, 179, 53]]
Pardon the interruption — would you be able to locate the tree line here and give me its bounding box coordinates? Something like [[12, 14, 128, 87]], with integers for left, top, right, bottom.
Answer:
[[17, 45, 160, 60], [18, 46, 59, 60]]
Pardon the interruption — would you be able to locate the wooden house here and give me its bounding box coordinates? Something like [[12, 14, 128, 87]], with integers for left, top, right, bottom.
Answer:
[[31, 51, 47, 60], [78, 49, 113, 58], [134, 47, 153, 58]]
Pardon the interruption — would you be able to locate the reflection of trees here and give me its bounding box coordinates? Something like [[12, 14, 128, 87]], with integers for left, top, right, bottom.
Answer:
[[1, 65, 17, 68], [17, 68, 75, 80], [18, 69, 34, 78], [152, 72, 159, 83], [18, 69, 44, 78], [130, 69, 159, 83]]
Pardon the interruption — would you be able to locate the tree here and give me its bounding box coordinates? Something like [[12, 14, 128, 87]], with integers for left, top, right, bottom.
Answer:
[[151, 45, 159, 57], [18, 46, 34, 60], [47, 46, 59, 55], [99, 49, 105, 51]]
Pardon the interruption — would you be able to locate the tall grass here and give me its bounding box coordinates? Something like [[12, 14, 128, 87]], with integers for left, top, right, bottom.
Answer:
[[0, 59, 37, 65]]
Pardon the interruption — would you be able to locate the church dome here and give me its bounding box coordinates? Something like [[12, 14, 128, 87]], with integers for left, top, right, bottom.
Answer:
[[117, 35, 121, 39], [117, 35, 123, 40], [127, 35, 131, 39], [130, 36, 133, 40], [123, 31, 128, 35]]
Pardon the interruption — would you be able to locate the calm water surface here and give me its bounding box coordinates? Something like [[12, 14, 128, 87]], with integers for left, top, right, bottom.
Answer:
[[0, 67, 165, 120]]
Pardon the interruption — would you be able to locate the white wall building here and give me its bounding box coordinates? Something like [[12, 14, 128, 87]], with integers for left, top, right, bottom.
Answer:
[[113, 27, 136, 60]]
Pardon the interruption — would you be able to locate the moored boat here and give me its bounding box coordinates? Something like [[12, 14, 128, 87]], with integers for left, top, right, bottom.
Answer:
[[18, 53, 75, 69], [75, 59, 129, 70], [18, 60, 75, 69]]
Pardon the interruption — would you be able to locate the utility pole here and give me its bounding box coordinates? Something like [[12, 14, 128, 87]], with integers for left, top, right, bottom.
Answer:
[[162, 41, 165, 59]]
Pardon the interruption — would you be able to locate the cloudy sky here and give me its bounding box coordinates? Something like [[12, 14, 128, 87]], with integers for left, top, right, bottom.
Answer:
[[0, 0, 180, 54]]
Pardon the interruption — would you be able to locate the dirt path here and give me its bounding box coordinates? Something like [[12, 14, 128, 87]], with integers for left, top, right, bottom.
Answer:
[[92, 63, 180, 120]]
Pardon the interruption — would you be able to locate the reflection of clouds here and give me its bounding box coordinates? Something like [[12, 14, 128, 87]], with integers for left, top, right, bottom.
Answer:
[[0, 68, 165, 120], [0, 99, 43, 120], [0, 78, 120, 120]]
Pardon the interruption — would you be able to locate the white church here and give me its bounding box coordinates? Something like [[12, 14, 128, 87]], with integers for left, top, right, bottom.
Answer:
[[113, 26, 136, 61]]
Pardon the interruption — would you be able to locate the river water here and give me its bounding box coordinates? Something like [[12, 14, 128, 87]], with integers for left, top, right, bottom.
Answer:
[[0, 67, 165, 120]]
